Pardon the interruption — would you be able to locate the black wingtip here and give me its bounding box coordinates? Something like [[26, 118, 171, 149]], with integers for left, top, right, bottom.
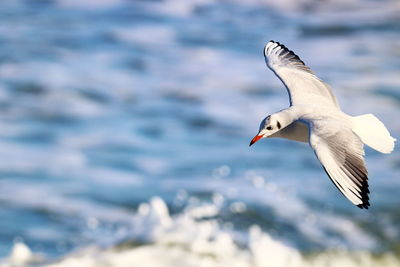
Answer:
[[265, 40, 308, 67], [269, 40, 284, 49], [357, 202, 370, 209]]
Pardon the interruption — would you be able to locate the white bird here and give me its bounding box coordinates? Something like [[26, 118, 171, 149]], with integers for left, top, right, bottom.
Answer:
[[250, 40, 396, 209]]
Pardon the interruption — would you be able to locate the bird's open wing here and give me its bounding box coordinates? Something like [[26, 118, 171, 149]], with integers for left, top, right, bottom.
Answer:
[[310, 125, 370, 209], [264, 40, 339, 108]]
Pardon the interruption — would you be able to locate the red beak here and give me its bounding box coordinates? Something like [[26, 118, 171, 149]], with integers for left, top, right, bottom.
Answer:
[[249, 135, 263, 146]]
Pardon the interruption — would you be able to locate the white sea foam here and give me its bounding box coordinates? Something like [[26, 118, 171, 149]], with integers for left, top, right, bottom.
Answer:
[[2, 197, 397, 267]]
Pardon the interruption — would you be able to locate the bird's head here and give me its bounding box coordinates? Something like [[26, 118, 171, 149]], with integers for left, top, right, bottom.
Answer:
[[249, 114, 283, 146]]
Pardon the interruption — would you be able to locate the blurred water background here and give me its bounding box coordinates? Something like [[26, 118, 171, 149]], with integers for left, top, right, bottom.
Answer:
[[0, 0, 399, 266]]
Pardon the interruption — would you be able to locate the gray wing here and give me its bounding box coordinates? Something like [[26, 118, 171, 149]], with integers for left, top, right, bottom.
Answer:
[[264, 40, 339, 108], [310, 125, 370, 209]]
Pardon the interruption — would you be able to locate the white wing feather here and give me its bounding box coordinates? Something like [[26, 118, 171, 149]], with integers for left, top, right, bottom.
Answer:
[[310, 122, 370, 209], [264, 41, 339, 108]]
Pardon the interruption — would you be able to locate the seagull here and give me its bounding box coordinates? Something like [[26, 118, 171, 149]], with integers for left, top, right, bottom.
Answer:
[[249, 40, 396, 209]]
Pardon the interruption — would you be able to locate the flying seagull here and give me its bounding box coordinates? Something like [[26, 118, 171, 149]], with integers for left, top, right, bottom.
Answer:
[[250, 40, 396, 209]]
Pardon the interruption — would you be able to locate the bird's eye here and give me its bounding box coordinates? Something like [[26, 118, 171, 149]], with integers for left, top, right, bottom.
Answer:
[[277, 121, 281, 129], [266, 126, 272, 130]]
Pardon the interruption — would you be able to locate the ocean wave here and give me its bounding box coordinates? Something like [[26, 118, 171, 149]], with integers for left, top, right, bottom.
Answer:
[[2, 197, 398, 267]]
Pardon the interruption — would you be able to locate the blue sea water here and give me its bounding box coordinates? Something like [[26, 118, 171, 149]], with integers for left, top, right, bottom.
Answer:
[[0, 0, 399, 266]]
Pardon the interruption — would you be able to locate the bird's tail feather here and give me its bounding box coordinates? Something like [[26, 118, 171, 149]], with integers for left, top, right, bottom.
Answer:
[[352, 114, 396, 154]]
